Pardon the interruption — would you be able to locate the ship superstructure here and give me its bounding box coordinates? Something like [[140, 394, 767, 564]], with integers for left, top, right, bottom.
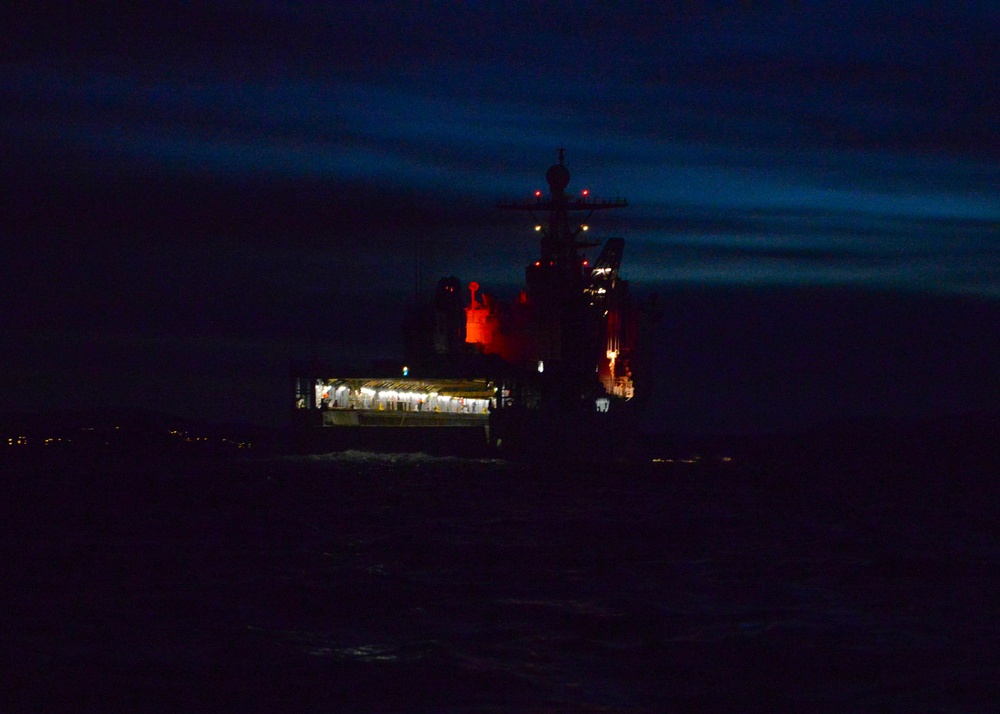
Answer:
[[487, 148, 634, 404]]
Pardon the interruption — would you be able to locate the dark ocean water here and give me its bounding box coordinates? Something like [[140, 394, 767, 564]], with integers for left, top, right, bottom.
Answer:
[[3, 450, 998, 712]]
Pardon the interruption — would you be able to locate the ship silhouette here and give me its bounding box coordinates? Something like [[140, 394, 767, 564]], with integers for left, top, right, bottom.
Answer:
[[292, 150, 654, 458]]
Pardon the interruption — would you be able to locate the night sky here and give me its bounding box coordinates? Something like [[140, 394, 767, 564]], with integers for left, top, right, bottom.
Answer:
[[3, 2, 998, 433]]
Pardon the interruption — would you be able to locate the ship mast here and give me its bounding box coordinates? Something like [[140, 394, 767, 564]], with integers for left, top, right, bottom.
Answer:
[[497, 148, 627, 271]]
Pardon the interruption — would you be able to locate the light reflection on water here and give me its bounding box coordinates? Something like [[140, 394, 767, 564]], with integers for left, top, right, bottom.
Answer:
[[304, 644, 401, 662]]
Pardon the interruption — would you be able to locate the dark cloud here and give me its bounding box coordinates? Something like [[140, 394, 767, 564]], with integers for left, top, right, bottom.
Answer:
[[650, 284, 1000, 433]]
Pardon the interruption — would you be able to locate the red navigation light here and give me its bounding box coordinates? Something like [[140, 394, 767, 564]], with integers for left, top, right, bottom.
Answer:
[[534, 261, 540, 266], [583, 260, 589, 266], [534, 190, 542, 197], [582, 189, 589, 196]]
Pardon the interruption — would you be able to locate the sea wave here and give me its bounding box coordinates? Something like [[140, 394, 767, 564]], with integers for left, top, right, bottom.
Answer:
[[274, 449, 509, 469], [4, 453, 998, 711]]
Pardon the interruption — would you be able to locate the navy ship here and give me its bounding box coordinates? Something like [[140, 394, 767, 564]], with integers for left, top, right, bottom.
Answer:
[[292, 150, 645, 458]]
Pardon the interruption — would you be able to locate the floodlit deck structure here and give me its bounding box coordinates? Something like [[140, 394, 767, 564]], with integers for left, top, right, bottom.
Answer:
[[294, 376, 493, 428]]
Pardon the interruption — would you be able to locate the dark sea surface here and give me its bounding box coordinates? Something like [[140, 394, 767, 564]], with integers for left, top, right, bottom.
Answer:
[[3, 449, 998, 712]]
